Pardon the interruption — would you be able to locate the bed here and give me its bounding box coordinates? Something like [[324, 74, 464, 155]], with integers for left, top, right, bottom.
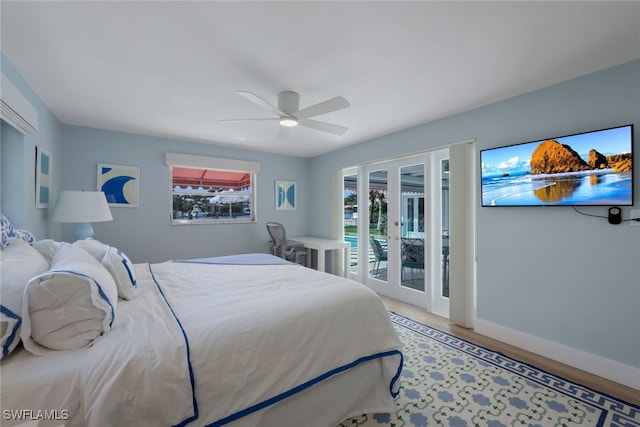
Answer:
[[0, 216, 403, 427]]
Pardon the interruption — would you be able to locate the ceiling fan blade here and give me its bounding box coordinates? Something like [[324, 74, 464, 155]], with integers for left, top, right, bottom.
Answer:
[[219, 118, 280, 122], [236, 91, 285, 117], [295, 96, 350, 119], [298, 118, 348, 136]]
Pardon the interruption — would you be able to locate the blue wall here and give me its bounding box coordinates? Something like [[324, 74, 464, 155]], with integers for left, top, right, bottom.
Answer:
[[309, 60, 640, 371], [58, 125, 311, 263], [1, 53, 63, 239]]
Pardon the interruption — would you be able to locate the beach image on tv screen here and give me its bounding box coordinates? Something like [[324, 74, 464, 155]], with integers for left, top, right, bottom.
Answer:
[[481, 125, 633, 206]]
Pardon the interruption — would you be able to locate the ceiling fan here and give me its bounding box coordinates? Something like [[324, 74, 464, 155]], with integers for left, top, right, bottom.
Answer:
[[221, 90, 350, 136]]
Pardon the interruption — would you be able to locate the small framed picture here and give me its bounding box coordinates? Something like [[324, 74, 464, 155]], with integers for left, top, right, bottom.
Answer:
[[97, 163, 140, 207], [35, 146, 52, 208], [275, 180, 296, 210]]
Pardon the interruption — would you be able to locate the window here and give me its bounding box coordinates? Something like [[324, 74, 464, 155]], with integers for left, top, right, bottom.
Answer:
[[166, 153, 259, 224]]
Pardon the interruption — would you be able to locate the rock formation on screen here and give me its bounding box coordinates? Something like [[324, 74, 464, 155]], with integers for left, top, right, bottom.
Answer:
[[606, 153, 632, 172], [530, 140, 632, 174], [530, 140, 590, 174], [588, 149, 608, 169]]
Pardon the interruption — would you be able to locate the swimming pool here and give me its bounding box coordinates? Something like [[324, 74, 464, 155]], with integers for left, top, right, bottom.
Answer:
[[344, 235, 358, 248], [344, 235, 387, 249]]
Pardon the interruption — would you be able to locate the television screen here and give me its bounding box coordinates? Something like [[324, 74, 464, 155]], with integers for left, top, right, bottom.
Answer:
[[480, 124, 634, 207]]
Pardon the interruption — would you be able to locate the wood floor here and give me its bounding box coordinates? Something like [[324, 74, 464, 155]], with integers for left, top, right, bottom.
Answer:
[[380, 296, 640, 406]]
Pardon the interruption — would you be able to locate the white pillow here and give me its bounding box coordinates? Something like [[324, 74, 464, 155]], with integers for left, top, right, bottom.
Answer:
[[32, 239, 63, 264], [0, 240, 49, 359], [21, 243, 118, 355], [74, 239, 137, 300], [103, 247, 137, 300], [73, 238, 107, 261]]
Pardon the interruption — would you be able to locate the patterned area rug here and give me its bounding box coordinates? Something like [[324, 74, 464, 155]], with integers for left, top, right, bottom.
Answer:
[[338, 312, 639, 427]]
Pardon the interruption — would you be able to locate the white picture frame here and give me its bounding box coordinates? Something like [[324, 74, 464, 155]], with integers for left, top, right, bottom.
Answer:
[[35, 146, 52, 208], [97, 163, 140, 207], [275, 180, 296, 211]]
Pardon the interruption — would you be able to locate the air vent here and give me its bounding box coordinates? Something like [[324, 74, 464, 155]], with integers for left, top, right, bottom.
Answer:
[[1, 73, 39, 135]]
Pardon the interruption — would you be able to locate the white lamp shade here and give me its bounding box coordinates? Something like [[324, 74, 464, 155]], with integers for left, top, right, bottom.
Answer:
[[52, 191, 113, 223]]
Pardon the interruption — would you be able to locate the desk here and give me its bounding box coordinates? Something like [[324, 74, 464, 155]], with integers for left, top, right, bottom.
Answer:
[[290, 236, 350, 277]]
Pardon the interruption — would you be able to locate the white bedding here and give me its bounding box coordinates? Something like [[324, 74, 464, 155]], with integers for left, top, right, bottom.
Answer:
[[0, 346, 84, 426], [1, 255, 403, 427]]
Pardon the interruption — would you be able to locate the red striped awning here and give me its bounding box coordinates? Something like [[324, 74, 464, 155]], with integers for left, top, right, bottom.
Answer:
[[172, 168, 251, 190]]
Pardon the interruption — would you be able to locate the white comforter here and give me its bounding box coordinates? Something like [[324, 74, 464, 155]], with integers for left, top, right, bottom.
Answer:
[[2, 256, 403, 427]]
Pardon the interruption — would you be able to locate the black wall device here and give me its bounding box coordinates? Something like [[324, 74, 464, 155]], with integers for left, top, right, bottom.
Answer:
[[608, 207, 622, 225]]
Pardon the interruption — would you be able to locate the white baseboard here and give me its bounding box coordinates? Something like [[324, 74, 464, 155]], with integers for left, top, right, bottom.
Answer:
[[474, 318, 640, 391]]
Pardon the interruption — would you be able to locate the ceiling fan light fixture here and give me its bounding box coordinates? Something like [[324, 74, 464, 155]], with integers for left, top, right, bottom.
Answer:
[[279, 117, 298, 127]]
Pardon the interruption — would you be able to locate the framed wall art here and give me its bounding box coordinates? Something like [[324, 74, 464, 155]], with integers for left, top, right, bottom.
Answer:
[[97, 163, 140, 207], [275, 180, 296, 211], [35, 146, 52, 208]]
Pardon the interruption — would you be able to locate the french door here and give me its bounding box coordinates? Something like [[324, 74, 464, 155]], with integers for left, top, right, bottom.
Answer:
[[346, 151, 449, 316]]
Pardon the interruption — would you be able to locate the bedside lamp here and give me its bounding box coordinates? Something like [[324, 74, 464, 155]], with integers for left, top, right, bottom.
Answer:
[[52, 190, 113, 240]]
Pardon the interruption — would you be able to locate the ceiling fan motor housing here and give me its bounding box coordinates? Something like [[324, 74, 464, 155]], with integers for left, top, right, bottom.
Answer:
[[278, 91, 300, 114]]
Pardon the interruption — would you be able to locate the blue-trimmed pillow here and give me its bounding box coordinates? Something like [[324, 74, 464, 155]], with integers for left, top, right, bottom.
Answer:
[[103, 246, 136, 300], [0, 213, 35, 249], [0, 239, 49, 359], [21, 243, 118, 354], [74, 239, 137, 300]]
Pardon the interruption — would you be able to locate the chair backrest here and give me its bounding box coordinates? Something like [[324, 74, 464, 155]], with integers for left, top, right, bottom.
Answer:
[[266, 222, 287, 258], [401, 238, 424, 265], [370, 236, 385, 257]]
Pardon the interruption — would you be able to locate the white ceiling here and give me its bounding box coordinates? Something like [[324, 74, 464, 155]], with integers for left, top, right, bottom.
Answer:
[[2, 1, 639, 158]]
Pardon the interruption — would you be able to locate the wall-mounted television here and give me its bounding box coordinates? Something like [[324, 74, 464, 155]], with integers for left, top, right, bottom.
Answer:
[[480, 124, 634, 207]]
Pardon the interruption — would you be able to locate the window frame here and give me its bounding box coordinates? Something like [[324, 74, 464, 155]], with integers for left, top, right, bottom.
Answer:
[[166, 153, 260, 225]]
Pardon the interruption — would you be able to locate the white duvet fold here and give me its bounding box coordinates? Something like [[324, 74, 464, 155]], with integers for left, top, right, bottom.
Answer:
[[147, 261, 402, 426], [80, 263, 196, 426]]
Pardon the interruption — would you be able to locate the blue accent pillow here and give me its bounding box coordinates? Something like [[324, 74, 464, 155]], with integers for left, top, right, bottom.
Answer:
[[1, 213, 35, 249]]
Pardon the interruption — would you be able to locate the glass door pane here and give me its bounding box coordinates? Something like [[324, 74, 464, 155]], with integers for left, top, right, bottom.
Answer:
[[399, 163, 425, 292], [431, 148, 450, 318], [368, 169, 388, 283], [343, 173, 358, 276], [441, 159, 450, 299]]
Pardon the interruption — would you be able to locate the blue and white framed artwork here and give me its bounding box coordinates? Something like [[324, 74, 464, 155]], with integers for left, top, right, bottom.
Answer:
[[35, 146, 52, 208], [97, 163, 140, 207], [275, 180, 296, 210]]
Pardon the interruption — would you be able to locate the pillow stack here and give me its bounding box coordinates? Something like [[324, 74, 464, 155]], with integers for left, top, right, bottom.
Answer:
[[0, 217, 138, 358]]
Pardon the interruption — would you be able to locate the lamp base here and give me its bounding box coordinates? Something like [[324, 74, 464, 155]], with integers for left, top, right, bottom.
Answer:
[[73, 223, 94, 240]]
